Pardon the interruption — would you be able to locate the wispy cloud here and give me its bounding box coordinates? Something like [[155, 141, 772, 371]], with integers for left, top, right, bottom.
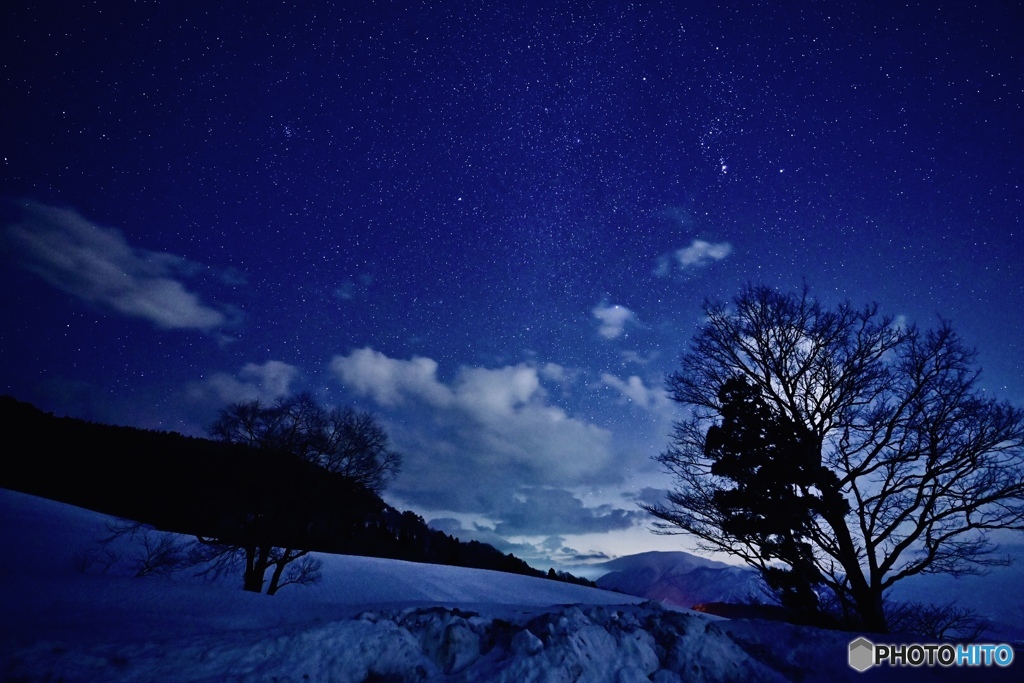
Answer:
[[600, 372, 675, 415], [334, 273, 374, 301], [654, 238, 732, 277], [676, 239, 732, 267], [334, 282, 357, 300], [188, 360, 300, 405], [620, 350, 658, 366], [429, 489, 641, 539], [5, 202, 228, 330], [622, 487, 672, 509], [592, 302, 635, 339]]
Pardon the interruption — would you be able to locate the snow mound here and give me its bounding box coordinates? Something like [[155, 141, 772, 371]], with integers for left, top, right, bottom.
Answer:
[[0, 602, 847, 682]]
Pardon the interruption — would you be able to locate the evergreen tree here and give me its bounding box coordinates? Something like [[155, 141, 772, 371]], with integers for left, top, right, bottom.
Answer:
[[706, 377, 847, 619]]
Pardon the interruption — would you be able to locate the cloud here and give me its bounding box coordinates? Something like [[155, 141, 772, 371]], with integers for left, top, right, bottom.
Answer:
[[655, 239, 732, 276], [429, 514, 626, 568], [330, 348, 619, 512], [541, 535, 566, 552], [426, 518, 465, 536], [558, 547, 613, 563], [329, 347, 452, 407], [620, 350, 657, 366], [492, 487, 645, 536], [622, 487, 671, 508], [600, 373, 673, 413], [189, 360, 299, 405], [538, 362, 569, 383], [334, 281, 356, 300], [5, 202, 228, 330], [333, 272, 374, 301], [334, 273, 374, 301], [592, 303, 635, 339], [676, 239, 732, 267]]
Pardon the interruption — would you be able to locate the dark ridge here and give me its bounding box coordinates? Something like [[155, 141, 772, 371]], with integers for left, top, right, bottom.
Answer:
[[0, 395, 595, 587]]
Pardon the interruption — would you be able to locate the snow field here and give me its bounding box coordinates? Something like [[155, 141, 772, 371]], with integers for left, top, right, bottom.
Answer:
[[2, 489, 1019, 682]]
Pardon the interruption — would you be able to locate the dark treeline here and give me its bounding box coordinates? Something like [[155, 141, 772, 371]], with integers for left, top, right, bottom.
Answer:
[[0, 396, 595, 587]]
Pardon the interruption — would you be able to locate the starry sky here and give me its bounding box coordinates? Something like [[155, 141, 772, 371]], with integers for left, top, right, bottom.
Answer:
[[3, 1, 1022, 571]]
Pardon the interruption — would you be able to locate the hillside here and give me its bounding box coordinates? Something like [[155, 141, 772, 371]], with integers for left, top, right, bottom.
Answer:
[[5, 488, 1014, 682], [0, 396, 591, 585]]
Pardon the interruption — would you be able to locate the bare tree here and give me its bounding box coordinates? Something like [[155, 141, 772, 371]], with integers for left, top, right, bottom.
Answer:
[[211, 393, 401, 493], [885, 600, 989, 642], [644, 284, 1024, 632], [202, 393, 396, 594], [189, 540, 321, 595], [78, 520, 189, 578]]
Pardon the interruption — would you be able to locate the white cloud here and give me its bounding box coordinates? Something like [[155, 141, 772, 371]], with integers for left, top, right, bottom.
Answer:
[[620, 350, 657, 366], [592, 303, 635, 340], [677, 239, 732, 267], [329, 347, 452, 407], [655, 239, 733, 276], [5, 202, 226, 330], [538, 362, 568, 383], [329, 348, 617, 496], [600, 373, 674, 414], [190, 361, 299, 404], [455, 365, 540, 417]]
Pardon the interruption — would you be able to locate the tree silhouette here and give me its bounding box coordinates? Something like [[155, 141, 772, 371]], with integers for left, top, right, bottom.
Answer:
[[644, 284, 1024, 632], [705, 376, 848, 620], [202, 394, 400, 594], [210, 393, 401, 493]]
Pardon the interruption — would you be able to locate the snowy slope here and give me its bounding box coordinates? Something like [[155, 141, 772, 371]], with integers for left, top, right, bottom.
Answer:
[[0, 489, 1018, 682], [884, 557, 1024, 644], [0, 488, 641, 643]]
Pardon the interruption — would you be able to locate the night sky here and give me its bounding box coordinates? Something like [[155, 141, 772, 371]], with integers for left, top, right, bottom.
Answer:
[[3, 1, 1022, 570]]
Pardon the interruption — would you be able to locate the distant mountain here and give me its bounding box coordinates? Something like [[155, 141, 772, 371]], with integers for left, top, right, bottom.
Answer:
[[594, 550, 763, 609]]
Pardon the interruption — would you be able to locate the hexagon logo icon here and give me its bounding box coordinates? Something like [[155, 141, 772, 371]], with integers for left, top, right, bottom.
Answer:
[[849, 637, 874, 672]]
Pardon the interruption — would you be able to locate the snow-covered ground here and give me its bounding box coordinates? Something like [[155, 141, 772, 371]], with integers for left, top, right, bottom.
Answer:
[[0, 489, 1018, 681]]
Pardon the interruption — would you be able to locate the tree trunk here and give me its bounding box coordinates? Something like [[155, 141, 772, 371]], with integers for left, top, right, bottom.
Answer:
[[242, 545, 270, 593], [266, 550, 290, 596], [853, 588, 888, 633], [816, 498, 889, 632]]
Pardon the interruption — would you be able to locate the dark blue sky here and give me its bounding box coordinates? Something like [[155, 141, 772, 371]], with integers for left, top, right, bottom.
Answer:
[[3, 1, 1022, 568]]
